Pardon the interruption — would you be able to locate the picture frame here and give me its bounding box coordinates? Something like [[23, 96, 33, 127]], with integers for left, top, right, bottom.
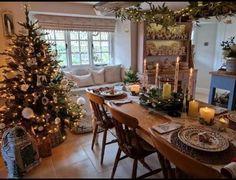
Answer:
[[2, 11, 14, 37]]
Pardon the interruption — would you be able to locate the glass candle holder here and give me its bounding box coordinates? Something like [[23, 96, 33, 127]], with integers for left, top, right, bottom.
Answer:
[[216, 117, 229, 131]]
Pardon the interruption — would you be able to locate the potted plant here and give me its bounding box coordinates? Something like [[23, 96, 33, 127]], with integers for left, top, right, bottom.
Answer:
[[221, 36, 236, 73], [123, 68, 139, 84]]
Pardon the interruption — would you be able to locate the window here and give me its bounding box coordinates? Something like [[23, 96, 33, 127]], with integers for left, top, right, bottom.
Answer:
[[43, 30, 113, 68]]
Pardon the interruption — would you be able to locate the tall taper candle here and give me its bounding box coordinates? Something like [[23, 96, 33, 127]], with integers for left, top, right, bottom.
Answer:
[[144, 59, 147, 86], [173, 56, 180, 92], [155, 63, 159, 87], [188, 68, 193, 97]]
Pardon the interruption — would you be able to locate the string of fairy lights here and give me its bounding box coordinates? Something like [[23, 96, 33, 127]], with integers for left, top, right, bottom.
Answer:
[[113, 1, 236, 27]]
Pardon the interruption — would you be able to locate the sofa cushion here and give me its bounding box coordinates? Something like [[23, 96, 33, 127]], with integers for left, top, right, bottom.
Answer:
[[71, 69, 90, 76], [104, 65, 121, 83], [72, 73, 94, 87], [64, 71, 74, 81], [91, 68, 105, 85]]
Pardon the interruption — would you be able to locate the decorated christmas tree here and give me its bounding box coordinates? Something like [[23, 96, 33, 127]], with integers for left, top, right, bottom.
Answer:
[[0, 5, 86, 140]]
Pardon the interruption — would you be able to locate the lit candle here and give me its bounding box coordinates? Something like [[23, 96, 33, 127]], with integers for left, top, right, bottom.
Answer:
[[144, 59, 147, 73], [155, 63, 159, 87], [130, 84, 140, 94], [162, 83, 171, 99], [188, 68, 193, 97], [217, 117, 229, 131], [143, 59, 147, 86], [199, 107, 215, 124], [188, 100, 199, 117], [173, 56, 180, 92]]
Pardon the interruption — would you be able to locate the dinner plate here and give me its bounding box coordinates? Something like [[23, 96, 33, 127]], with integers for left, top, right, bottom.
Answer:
[[227, 111, 236, 123], [178, 127, 229, 152], [100, 91, 124, 97]]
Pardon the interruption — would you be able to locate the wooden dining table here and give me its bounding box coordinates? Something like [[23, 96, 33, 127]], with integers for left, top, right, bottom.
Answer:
[[103, 92, 236, 174]]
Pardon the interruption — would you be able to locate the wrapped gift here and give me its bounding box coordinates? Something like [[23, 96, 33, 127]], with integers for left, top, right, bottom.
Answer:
[[36, 135, 52, 158], [47, 124, 65, 148], [1, 126, 40, 178]]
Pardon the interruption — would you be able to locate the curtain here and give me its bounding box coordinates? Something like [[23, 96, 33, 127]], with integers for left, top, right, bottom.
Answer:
[[34, 14, 116, 32]]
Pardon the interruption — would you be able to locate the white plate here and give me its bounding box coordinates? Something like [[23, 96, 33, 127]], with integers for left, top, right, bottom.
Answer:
[[178, 127, 229, 152], [100, 91, 124, 97]]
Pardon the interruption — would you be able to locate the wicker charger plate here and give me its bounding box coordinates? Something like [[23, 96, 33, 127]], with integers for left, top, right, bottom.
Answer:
[[178, 127, 229, 152], [227, 111, 236, 123], [171, 130, 236, 165]]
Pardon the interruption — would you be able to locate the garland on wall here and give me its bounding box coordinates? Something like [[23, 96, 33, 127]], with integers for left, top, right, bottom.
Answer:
[[113, 1, 236, 27]]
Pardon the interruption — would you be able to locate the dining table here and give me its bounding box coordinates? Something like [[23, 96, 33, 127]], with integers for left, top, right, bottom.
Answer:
[[94, 88, 236, 175]]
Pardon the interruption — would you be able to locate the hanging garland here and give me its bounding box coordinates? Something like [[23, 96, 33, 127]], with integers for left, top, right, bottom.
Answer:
[[113, 1, 236, 27]]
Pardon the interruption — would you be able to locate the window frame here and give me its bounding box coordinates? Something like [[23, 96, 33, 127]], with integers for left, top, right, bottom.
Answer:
[[43, 29, 114, 69]]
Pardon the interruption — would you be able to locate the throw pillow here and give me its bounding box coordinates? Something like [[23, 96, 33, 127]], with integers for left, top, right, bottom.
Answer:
[[64, 71, 73, 81], [91, 69, 105, 85], [72, 73, 94, 87], [104, 65, 121, 83], [71, 69, 90, 76]]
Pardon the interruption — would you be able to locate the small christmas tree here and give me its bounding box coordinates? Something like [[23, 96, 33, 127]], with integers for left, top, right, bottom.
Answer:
[[0, 5, 86, 140]]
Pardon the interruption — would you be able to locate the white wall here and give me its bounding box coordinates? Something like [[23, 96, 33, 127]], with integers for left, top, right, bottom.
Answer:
[[193, 23, 218, 92], [114, 20, 131, 68], [214, 20, 236, 70]]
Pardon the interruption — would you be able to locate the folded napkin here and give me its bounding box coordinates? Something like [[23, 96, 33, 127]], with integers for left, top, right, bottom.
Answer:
[[111, 99, 132, 105], [152, 122, 182, 134], [214, 106, 228, 115], [221, 162, 236, 178]]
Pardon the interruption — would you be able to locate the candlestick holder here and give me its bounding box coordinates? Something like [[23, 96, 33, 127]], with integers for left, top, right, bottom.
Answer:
[[198, 117, 214, 126], [130, 91, 139, 96]]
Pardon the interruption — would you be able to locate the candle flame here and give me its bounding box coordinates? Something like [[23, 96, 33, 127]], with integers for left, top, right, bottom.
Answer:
[[177, 56, 180, 63]]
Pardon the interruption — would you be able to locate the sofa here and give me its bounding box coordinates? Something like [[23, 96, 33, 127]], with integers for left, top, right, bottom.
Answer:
[[64, 64, 126, 131]]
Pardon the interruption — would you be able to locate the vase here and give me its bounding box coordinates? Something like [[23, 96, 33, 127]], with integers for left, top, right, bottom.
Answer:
[[226, 58, 236, 73]]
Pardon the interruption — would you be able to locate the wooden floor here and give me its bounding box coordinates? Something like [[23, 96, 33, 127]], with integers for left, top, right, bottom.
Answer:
[[0, 91, 208, 178]]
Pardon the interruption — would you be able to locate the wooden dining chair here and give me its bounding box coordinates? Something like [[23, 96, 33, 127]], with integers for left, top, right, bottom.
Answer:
[[86, 91, 117, 165], [149, 128, 224, 179], [107, 103, 166, 179]]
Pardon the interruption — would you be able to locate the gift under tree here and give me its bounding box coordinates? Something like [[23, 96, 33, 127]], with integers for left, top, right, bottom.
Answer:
[[0, 5, 86, 140]]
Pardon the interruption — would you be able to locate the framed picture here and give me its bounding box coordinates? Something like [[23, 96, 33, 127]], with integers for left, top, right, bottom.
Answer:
[[2, 11, 14, 37]]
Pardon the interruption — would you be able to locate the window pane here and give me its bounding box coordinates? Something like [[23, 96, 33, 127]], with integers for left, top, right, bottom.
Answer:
[[71, 41, 79, 53], [72, 53, 80, 65], [56, 41, 66, 53], [92, 32, 100, 40], [57, 53, 67, 66], [44, 30, 54, 40], [93, 41, 100, 52], [81, 53, 89, 65], [80, 31, 88, 40], [70, 31, 79, 40], [80, 41, 88, 52], [101, 32, 108, 40], [55, 31, 65, 40], [93, 53, 102, 64], [101, 41, 109, 52], [102, 53, 109, 64]]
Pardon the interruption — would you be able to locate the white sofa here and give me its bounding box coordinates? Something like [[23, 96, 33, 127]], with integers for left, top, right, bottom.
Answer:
[[64, 64, 126, 127]]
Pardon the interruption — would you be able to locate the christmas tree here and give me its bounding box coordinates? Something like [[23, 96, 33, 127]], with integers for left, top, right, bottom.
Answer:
[[0, 5, 86, 139]]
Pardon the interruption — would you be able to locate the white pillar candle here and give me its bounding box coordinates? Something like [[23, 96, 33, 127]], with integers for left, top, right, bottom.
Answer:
[[162, 83, 171, 99], [199, 107, 215, 124], [188, 68, 193, 96], [155, 63, 159, 87], [173, 56, 180, 92], [188, 100, 199, 117]]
